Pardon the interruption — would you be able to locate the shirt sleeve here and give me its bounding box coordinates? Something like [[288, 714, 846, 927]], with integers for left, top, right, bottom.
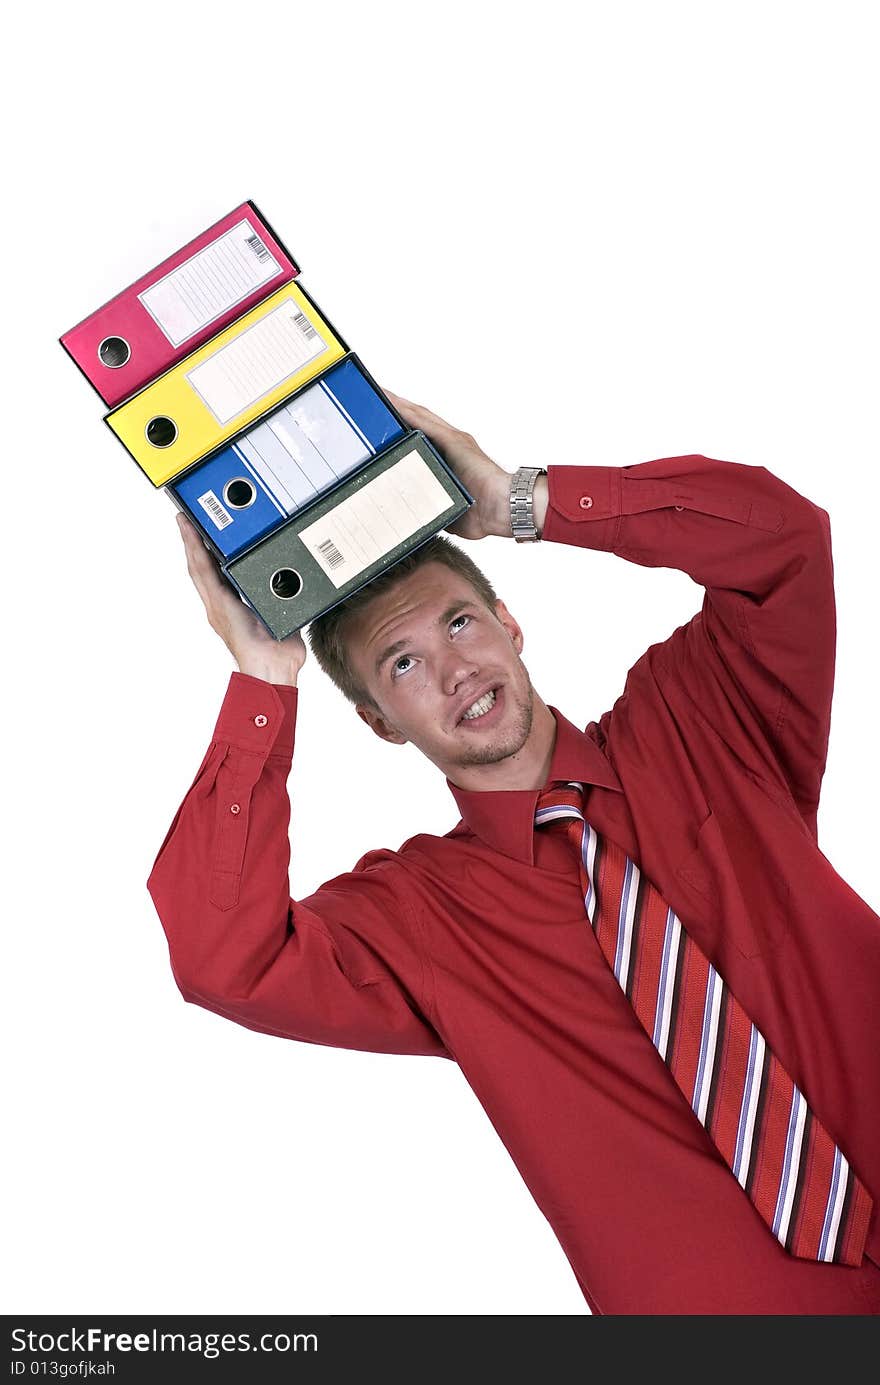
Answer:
[[542, 455, 836, 837], [146, 671, 453, 1060]]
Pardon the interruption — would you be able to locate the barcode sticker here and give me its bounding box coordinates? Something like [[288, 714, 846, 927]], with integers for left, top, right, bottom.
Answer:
[[317, 537, 345, 570], [184, 299, 327, 425], [291, 307, 318, 339], [196, 490, 233, 531], [299, 450, 453, 589], [138, 219, 282, 348], [245, 232, 271, 264]]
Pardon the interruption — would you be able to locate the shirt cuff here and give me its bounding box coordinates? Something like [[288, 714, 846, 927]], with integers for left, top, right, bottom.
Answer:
[[542, 464, 623, 551], [211, 671, 298, 759]]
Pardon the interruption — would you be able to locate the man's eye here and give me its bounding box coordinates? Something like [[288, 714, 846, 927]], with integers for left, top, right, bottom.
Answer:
[[390, 616, 470, 680]]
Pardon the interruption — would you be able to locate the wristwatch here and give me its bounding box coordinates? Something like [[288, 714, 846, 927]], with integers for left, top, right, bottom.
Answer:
[[509, 466, 547, 542]]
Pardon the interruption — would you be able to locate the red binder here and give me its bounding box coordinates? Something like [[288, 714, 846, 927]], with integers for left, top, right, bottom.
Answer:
[[60, 201, 299, 407]]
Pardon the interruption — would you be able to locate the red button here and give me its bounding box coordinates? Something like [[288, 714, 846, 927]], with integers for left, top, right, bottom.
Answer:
[[579, 495, 593, 509], [230, 803, 241, 815], [254, 714, 268, 727], [674, 505, 684, 511]]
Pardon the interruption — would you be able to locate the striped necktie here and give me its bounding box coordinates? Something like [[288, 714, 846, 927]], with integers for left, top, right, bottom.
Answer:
[[534, 781, 872, 1265]]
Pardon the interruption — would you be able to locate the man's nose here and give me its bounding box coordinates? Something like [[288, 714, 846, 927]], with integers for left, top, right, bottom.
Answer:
[[440, 653, 480, 694]]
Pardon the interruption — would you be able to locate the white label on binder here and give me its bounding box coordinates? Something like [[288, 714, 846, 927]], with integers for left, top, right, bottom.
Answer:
[[196, 490, 233, 531], [237, 381, 371, 513], [138, 220, 283, 349], [184, 301, 327, 425], [299, 451, 452, 589]]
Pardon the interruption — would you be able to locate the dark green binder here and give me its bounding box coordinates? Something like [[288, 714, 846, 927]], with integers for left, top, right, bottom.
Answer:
[[224, 430, 473, 638]]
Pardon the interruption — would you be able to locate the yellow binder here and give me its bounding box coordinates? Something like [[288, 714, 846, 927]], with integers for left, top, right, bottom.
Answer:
[[105, 282, 346, 485]]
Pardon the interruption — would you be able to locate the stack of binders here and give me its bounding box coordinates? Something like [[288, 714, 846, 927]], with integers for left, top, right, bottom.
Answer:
[[61, 202, 473, 638]]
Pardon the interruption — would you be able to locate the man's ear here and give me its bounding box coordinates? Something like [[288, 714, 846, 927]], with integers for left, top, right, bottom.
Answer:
[[494, 598, 524, 655], [355, 701, 409, 746]]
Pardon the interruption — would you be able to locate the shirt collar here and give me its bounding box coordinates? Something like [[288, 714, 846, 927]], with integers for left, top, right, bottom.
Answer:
[[445, 705, 623, 866]]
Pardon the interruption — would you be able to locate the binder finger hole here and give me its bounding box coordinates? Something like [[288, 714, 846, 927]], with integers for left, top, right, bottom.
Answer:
[[270, 568, 303, 601], [224, 478, 256, 509], [98, 335, 131, 369], [146, 416, 178, 448]]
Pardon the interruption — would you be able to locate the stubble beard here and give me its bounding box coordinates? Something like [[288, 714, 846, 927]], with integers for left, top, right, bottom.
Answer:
[[451, 673, 535, 768]]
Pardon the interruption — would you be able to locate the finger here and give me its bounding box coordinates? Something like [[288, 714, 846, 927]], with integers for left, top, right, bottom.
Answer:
[[176, 512, 227, 602], [383, 390, 462, 437], [176, 511, 212, 563]]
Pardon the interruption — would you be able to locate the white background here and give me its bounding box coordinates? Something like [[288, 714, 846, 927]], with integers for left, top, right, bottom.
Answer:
[[4, 0, 878, 1316]]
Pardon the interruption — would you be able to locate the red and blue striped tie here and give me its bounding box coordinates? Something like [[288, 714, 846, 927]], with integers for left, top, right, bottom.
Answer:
[[534, 781, 872, 1265]]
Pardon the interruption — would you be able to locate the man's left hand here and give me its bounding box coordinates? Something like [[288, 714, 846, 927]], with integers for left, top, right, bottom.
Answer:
[[382, 391, 513, 541]]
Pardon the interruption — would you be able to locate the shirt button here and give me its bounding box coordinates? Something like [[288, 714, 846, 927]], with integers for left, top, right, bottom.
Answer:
[[254, 714, 268, 727], [579, 495, 593, 509], [230, 803, 241, 815], [674, 505, 684, 511]]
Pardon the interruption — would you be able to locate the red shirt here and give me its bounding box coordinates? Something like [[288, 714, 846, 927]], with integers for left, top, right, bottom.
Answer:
[[147, 454, 880, 1314]]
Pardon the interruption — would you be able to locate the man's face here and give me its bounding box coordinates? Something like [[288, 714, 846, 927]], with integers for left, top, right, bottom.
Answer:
[[347, 561, 536, 780]]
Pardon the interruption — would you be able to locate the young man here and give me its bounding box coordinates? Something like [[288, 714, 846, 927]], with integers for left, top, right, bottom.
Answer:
[[150, 393, 880, 1314]]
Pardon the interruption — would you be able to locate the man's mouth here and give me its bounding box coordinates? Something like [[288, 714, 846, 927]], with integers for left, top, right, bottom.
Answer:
[[458, 685, 503, 727]]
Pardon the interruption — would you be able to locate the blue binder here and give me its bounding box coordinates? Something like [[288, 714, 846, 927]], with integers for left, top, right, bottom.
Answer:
[[169, 355, 405, 559]]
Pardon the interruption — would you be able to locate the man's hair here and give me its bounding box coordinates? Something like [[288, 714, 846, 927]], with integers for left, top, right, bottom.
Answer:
[[306, 535, 499, 711]]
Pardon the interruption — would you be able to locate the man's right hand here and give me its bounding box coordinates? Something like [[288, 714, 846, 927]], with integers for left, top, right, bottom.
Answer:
[[176, 512, 306, 687]]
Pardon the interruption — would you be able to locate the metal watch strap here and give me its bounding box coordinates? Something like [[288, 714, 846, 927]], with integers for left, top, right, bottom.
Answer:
[[509, 466, 547, 542]]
